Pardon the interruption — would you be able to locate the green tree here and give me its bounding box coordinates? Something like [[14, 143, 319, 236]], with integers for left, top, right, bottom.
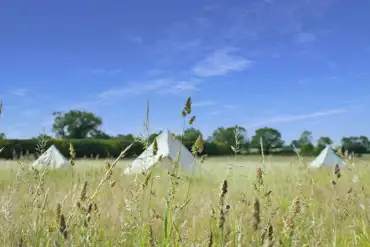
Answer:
[[298, 130, 313, 146], [298, 130, 314, 155], [300, 143, 315, 155], [32, 133, 52, 140], [341, 136, 369, 154], [91, 130, 112, 139], [116, 134, 135, 142], [0, 132, 5, 140], [52, 110, 104, 139], [211, 126, 248, 149], [314, 136, 333, 154], [251, 127, 284, 154], [290, 139, 301, 148], [177, 128, 203, 152], [180, 127, 202, 143], [359, 136, 370, 150], [148, 131, 163, 143]]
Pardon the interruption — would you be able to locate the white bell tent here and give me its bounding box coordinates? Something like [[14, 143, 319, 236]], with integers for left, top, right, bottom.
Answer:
[[32, 145, 70, 169], [124, 130, 196, 174], [309, 145, 345, 168]]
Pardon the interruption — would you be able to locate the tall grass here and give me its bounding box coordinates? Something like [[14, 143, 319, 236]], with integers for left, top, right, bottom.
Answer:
[[0, 98, 370, 246]]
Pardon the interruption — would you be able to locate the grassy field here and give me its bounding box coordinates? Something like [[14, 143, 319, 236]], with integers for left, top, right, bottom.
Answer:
[[1, 154, 370, 246]]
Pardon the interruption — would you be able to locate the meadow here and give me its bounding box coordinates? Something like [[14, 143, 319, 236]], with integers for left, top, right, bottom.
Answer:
[[1, 153, 370, 247]]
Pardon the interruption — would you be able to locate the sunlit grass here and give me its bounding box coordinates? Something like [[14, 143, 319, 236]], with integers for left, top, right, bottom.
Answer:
[[0, 154, 369, 246]]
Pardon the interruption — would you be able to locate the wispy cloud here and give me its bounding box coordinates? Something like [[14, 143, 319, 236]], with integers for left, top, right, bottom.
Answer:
[[295, 32, 316, 44], [159, 80, 200, 95], [90, 68, 122, 76], [210, 111, 222, 116], [247, 108, 346, 127], [298, 78, 312, 85], [146, 69, 167, 77], [193, 101, 217, 107], [98, 79, 199, 100], [222, 104, 239, 109], [126, 35, 144, 45], [192, 48, 251, 77], [192, 101, 239, 110], [11, 88, 29, 97], [20, 109, 40, 117], [171, 40, 201, 52]]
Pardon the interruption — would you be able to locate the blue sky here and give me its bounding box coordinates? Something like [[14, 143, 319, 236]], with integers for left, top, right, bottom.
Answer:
[[0, 0, 369, 144]]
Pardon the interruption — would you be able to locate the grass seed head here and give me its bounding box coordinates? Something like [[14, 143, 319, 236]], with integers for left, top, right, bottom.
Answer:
[[79, 181, 88, 202], [334, 164, 341, 179], [142, 168, 153, 189], [192, 135, 204, 154], [189, 115, 196, 125], [56, 203, 61, 223], [282, 216, 294, 237], [69, 143, 76, 166], [289, 196, 301, 216], [105, 161, 111, 170], [59, 214, 67, 239], [220, 180, 228, 197], [252, 197, 261, 231], [148, 225, 155, 247], [185, 97, 192, 115], [256, 167, 263, 182], [261, 222, 274, 245], [218, 180, 228, 230], [208, 232, 213, 247]]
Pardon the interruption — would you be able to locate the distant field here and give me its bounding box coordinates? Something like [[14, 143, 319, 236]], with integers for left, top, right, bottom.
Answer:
[[1, 154, 370, 246]]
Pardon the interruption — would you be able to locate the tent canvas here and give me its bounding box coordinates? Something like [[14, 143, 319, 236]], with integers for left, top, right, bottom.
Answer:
[[309, 145, 345, 168], [32, 145, 69, 169], [124, 130, 196, 174]]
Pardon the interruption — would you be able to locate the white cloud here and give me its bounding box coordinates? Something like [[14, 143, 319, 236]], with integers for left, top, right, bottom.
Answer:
[[98, 79, 199, 100], [295, 32, 316, 44], [192, 48, 251, 77], [11, 88, 29, 97], [247, 108, 346, 127]]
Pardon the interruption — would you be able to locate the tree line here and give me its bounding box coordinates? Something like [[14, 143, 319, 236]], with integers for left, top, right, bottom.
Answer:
[[0, 110, 369, 158]]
